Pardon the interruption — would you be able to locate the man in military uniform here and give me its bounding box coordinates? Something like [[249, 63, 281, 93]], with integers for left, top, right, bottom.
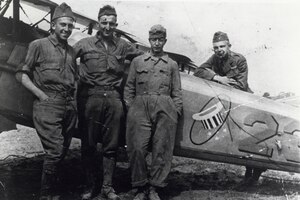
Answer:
[[194, 31, 251, 92], [124, 24, 183, 200], [73, 5, 142, 200], [16, 3, 77, 199], [194, 31, 265, 185]]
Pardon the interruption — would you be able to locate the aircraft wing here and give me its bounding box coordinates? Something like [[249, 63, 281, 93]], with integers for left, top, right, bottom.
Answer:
[[20, 0, 56, 13], [126, 42, 197, 71], [167, 51, 197, 71], [20, 0, 98, 26], [20, 0, 194, 69], [20, 0, 138, 42]]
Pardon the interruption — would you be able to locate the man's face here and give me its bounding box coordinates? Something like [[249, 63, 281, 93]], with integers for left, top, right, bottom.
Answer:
[[52, 17, 74, 42], [213, 40, 231, 59], [149, 37, 167, 55], [98, 15, 117, 38]]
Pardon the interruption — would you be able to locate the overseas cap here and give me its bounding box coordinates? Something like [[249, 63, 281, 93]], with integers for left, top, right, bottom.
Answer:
[[213, 31, 229, 43], [98, 5, 117, 19], [149, 24, 166, 39], [52, 2, 75, 21]]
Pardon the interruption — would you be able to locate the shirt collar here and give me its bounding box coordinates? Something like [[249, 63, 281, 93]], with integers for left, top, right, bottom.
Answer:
[[48, 33, 68, 47], [95, 31, 118, 45], [228, 50, 233, 58], [143, 51, 169, 63]]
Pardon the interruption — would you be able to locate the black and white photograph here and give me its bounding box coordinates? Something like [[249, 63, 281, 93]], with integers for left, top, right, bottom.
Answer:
[[0, 0, 299, 199]]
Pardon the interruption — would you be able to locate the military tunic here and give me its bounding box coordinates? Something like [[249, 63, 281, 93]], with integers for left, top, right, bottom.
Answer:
[[194, 49, 266, 180], [18, 34, 77, 175], [124, 52, 182, 188], [194, 51, 251, 92], [73, 32, 142, 172]]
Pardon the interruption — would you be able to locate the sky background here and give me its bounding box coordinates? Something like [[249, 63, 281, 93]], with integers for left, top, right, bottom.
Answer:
[[8, 0, 300, 96]]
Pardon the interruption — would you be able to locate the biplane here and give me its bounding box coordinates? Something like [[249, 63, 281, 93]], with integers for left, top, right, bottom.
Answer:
[[0, 0, 299, 177]]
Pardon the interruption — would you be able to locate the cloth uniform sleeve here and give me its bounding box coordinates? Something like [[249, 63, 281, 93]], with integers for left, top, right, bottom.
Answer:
[[124, 42, 144, 61], [124, 58, 137, 108], [72, 51, 80, 82], [73, 40, 83, 58], [72, 41, 85, 84], [231, 56, 249, 91], [171, 61, 183, 116], [193, 55, 216, 80], [16, 41, 40, 75]]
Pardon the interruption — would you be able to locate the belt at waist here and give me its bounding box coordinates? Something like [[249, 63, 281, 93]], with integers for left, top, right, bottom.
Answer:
[[43, 90, 74, 98], [79, 85, 120, 97], [85, 85, 116, 91], [136, 91, 170, 96]]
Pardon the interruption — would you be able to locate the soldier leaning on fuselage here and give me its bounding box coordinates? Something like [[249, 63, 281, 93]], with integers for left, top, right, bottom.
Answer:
[[15, 3, 77, 200], [194, 31, 266, 186], [194, 31, 252, 92]]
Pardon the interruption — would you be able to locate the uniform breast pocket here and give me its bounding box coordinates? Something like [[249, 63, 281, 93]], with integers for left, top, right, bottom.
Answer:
[[136, 68, 149, 84], [82, 53, 105, 72], [158, 68, 170, 86], [40, 63, 61, 72], [107, 54, 125, 74], [83, 53, 100, 61], [38, 63, 61, 83], [227, 65, 239, 78]]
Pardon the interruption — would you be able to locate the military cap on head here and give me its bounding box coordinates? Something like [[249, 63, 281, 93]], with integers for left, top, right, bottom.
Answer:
[[98, 5, 117, 19], [213, 31, 229, 43], [149, 24, 167, 39], [52, 2, 75, 21]]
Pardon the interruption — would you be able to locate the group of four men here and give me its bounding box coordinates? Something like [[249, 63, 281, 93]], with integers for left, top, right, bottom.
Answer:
[[16, 2, 259, 200]]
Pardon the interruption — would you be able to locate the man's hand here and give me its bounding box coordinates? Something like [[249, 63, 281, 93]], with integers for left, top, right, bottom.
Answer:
[[213, 75, 237, 86], [17, 72, 50, 101], [38, 93, 49, 101]]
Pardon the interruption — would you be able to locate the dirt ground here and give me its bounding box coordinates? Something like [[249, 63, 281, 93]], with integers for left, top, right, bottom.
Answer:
[[0, 125, 299, 200]]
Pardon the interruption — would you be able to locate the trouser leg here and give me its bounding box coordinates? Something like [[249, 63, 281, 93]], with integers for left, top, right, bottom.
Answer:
[[40, 171, 56, 197], [102, 157, 116, 187], [79, 92, 123, 199], [33, 98, 76, 197], [101, 94, 123, 181], [150, 112, 177, 188], [78, 96, 99, 199], [126, 99, 152, 188], [81, 146, 98, 199], [100, 96, 123, 200]]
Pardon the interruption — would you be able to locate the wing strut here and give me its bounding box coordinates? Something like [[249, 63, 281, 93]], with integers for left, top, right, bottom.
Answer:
[[12, 0, 20, 40], [31, 10, 51, 28], [0, 0, 12, 16]]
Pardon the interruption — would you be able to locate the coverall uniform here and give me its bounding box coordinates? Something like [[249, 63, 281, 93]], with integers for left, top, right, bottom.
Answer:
[[124, 52, 183, 188], [17, 33, 77, 195], [73, 32, 142, 189], [193, 51, 252, 92]]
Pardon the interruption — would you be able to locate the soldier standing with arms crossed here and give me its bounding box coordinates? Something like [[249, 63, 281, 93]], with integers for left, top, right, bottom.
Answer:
[[124, 24, 183, 200], [16, 3, 77, 199]]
